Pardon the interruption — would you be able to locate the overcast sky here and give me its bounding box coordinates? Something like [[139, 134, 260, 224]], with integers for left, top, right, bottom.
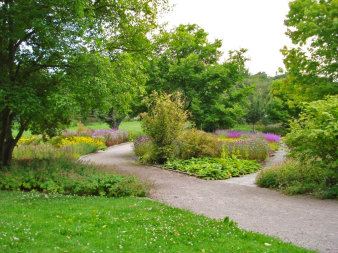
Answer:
[[160, 0, 293, 76]]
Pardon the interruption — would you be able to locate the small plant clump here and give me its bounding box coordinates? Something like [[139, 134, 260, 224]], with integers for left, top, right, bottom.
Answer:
[[163, 157, 261, 180], [256, 159, 337, 199]]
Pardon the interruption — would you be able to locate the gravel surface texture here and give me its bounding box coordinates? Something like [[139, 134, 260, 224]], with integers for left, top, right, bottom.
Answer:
[[81, 142, 338, 253]]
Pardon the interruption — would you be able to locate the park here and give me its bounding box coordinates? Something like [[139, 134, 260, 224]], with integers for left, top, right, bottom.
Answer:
[[0, 0, 337, 252]]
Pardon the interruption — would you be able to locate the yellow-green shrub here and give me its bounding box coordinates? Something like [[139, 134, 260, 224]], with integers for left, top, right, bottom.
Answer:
[[176, 129, 221, 159]]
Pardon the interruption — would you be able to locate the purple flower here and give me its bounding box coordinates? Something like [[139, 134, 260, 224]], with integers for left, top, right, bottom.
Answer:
[[134, 136, 150, 147], [262, 133, 281, 143]]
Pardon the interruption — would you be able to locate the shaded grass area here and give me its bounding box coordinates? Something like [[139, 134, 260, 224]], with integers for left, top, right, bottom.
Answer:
[[0, 191, 312, 253]]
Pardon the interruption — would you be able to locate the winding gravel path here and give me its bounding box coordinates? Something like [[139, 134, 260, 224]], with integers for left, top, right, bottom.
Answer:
[[81, 143, 338, 252]]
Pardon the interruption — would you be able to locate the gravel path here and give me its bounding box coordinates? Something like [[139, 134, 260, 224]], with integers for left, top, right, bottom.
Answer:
[[81, 143, 338, 252]]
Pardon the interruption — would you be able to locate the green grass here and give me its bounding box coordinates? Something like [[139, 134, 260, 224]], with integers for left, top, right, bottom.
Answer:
[[119, 121, 142, 133], [0, 191, 312, 253], [12, 121, 143, 139], [66, 121, 143, 134]]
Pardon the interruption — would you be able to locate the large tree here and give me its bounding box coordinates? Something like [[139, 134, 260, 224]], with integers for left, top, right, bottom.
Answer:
[[281, 0, 338, 102], [146, 24, 252, 131], [0, 0, 167, 165]]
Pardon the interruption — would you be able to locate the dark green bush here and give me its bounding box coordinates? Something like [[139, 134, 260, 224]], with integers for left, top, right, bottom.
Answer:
[[176, 129, 222, 160], [256, 159, 337, 199], [256, 124, 288, 136], [163, 157, 261, 180], [0, 159, 148, 197]]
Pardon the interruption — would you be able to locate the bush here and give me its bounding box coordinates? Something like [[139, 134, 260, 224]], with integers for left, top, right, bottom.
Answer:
[[256, 124, 288, 136], [284, 95, 338, 170], [176, 129, 221, 159], [163, 157, 261, 180], [133, 136, 157, 164], [141, 92, 188, 163], [256, 159, 337, 199], [0, 159, 148, 197]]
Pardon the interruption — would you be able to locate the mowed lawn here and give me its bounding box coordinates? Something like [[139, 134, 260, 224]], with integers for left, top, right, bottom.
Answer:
[[12, 121, 143, 138], [0, 191, 313, 253]]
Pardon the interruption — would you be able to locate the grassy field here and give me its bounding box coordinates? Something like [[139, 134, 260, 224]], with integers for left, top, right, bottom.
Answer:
[[12, 121, 143, 138], [0, 191, 312, 253]]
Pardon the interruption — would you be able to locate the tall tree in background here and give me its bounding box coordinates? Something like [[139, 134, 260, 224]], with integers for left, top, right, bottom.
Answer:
[[281, 0, 337, 102], [0, 0, 167, 165], [146, 24, 252, 131]]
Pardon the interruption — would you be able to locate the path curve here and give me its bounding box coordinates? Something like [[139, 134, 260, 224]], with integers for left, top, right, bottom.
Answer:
[[81, 143, 338, 252]]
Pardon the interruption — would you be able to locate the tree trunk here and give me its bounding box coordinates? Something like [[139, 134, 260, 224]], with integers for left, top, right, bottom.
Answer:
[[100, 108, 124, 129], [0, 108, 26, 167]]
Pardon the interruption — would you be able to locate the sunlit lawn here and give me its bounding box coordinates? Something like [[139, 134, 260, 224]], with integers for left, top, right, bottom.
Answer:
[[0, 191, 312, 253]]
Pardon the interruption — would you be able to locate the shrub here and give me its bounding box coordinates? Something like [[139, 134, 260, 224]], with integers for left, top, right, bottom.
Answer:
[[284, 95, 338, 170], [176, 129, 221, 159], [133, 136, 157, 163], [141, 92, 188, 163], [0, 159, 148, 197], [163, 157, 261, 180], [257, 159, 337, 199]]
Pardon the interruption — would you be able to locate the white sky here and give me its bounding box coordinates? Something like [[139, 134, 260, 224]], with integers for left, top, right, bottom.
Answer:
[[160, 0, 293, 76]]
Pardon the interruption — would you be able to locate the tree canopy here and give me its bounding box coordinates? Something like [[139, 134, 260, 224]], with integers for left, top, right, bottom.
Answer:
[[145, 24, 252, 131], [0, 0, 167, 165], [281, 0, 338, 102]]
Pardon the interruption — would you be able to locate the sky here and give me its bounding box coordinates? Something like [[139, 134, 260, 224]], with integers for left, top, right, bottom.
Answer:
[[160, 0, 293, 76]]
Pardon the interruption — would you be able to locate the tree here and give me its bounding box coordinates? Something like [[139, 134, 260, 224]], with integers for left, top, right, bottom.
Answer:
[[243, 72, 273, 128], [281, 0, 338, 102], [0, 0, 167, 166], [146, 24, 252, 131]]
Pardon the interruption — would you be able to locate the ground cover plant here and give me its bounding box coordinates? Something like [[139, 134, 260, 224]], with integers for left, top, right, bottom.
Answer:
[[0, 191, 313, 253], [0, 159, 147, 197], [163, 157, 261, 180]]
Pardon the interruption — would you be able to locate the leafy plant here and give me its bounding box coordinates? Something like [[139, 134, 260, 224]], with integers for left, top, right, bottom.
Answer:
[[284, 95, 338, 170], [163, 157, 261, 180], [0, 159, 147, 197], [257, 159, 337, 199], [141, 92, 188, 163], [176, 129, 222, 160]]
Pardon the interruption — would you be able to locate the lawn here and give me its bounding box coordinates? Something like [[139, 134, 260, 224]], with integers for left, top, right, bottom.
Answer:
[[12, 121, 143, 139], [0, 191, 312, 253]]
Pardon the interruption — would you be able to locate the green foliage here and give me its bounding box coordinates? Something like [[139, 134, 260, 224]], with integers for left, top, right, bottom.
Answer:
[[284, 95, 338, 170], [134, 139, 158, 164], [146, 24, 251, 131], [257, 159, 337, 199], [164, 157, 261, 180], [222, 137, 270, 162], [256, 124, 289, 136], [0, 159, 147, 197], [0, 0, 167, 165], [0, 192, 311, 253], [141, 93, 188, 163], [281, 0, 338, 103], [176, 129, 222, 160]]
